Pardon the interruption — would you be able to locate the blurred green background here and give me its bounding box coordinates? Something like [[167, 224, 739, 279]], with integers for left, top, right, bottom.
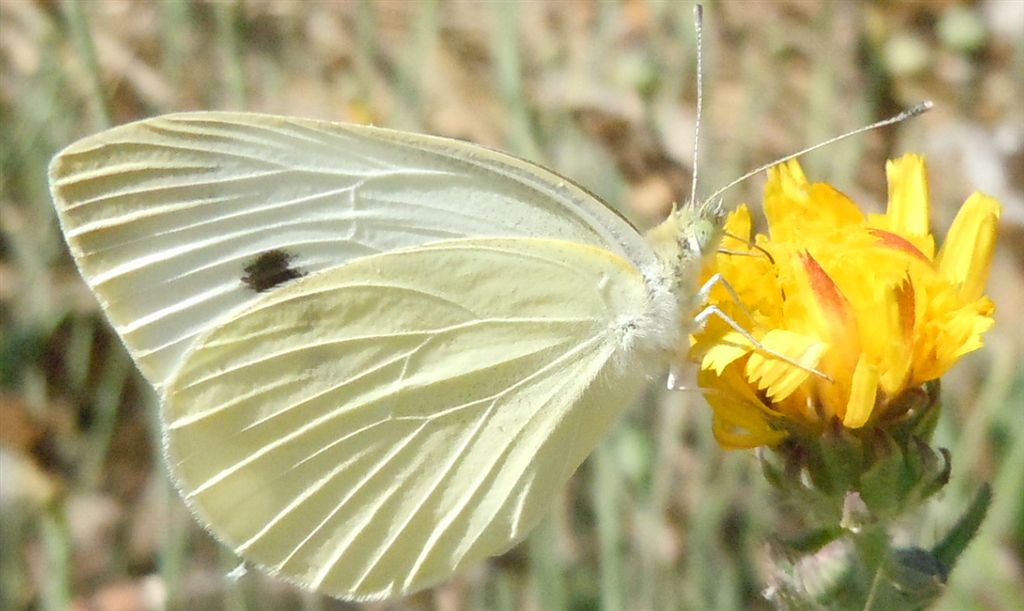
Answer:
[[1, 1, 1021, 609]]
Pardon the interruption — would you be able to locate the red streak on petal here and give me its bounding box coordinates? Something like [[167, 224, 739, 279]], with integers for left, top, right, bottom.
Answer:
[[868, 229, 931, 263], [801, 253, 851, 324]]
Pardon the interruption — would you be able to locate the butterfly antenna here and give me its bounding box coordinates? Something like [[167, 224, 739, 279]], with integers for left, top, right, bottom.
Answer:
[[705, 100, 934, 205], [689, 4, 705, 208]]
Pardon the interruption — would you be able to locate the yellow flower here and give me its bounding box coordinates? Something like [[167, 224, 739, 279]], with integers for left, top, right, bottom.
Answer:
[[692, 154, 999, 449]]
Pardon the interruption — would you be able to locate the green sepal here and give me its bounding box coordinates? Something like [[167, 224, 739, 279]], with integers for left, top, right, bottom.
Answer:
[[766, 439, 848, 527], [887, 381, 942, 442], [777, 526, 845, 555], [904, 438, 951, 504], [759, 447, 788, 491], [858, 431, 906, 518], [867, 547, 947, 611], [931, 483, 992, 572], [816, 426, 864, 499]]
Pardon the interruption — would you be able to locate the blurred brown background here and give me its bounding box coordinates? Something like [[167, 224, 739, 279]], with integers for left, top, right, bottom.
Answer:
[[1, 1, 1021, 610]]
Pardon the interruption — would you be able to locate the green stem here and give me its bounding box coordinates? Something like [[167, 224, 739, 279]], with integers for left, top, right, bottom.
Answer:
[[214, 1, 247, 108], [862, 561, 886, 611], [60, 0, 110, 128], [593, 445, 625, 611], [40, 505, 71, 611], [529, 513, 567, 611], [853, 525, 890, 611]]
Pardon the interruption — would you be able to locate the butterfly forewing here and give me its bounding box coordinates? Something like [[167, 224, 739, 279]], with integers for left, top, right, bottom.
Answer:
[[49, 112, 658, 389], [162, 238, 657, 600]]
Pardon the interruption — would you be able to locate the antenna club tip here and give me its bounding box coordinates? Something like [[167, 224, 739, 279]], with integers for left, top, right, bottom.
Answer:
[[694, 4, 703, 18], [906, 100, 935, 117]]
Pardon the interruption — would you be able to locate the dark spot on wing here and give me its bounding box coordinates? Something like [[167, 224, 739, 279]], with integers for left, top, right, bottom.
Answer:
[[242, 249, 306, 292]]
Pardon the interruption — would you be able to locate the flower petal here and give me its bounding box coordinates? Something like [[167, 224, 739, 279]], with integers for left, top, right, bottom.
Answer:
[[808, 183, 864, 228], [712, 415, 786, 449], [722, 204, 753, 248], [700, 367, 786, 449], [877, 279, 915, 395], [885, 155, 932, 239], [937, 193, 1001, 302], [764, 161, 810, 233], [799, 253, 858, 349], [843, 356, 879, 428], [701, 331, 752, 374], [745, 330, 826, 401], [868, 229, 932, 264]]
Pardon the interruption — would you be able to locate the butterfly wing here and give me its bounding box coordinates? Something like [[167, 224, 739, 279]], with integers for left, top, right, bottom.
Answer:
[[163, 238, 664, 600], [49, 112, 658, 389]]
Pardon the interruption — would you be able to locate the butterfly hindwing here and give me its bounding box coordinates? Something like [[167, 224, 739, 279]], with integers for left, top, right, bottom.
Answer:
[[162, 238, 658, 600]]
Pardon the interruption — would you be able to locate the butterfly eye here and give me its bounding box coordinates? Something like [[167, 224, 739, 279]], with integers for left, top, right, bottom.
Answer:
[[686, 219, 717, 256]]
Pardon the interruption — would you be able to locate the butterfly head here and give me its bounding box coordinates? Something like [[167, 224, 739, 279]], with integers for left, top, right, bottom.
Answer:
[[644, 198, 726, 290], [683, 198, 726, 258]]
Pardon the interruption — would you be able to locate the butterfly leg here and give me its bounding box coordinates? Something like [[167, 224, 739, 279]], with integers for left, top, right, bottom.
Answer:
[[691, 300, 833, 383], [696, 273, 758, 325], [666, 273, 759, 391], [667, 273, 830, 390]]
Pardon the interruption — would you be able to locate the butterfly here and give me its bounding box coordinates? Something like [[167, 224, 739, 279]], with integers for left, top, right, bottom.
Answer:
[[48, 0, 936, 592], [49, 111, 722, 600]]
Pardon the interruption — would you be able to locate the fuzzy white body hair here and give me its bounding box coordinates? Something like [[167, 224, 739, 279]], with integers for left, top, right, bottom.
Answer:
[[607, 267, 683, 378]]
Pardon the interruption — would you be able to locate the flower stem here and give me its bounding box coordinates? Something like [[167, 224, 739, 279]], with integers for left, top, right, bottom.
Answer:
[[862, 562, 885, 611], [853, 525, 890, 611]]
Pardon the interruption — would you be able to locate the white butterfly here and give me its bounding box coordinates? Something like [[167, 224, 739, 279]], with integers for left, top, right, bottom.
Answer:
[[49, 112, 719, 600]]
